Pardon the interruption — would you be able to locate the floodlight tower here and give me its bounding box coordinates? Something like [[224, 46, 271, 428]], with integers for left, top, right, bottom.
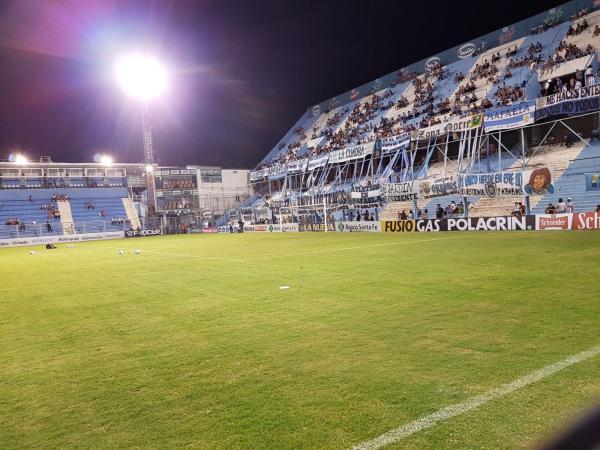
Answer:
[[115, 54, 167, 216]]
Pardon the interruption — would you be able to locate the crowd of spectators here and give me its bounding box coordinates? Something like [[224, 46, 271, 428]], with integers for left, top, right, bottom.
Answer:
[[51, 193, 70, 202], [545, 197, 574, 214], [567, 18, 589, 37], [255, 5, 597, 173], [40, 202, 61, 220], [493, 83, 524, 105], [540, 41, 594, 76], [434, 201, 472, 219]]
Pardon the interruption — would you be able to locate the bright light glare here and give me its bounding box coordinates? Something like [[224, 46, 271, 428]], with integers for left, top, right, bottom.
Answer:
[[145, 164, 154, 173], [14, 154, 28, 164], [100, 155, 113, 166], [115, 54, 167, 101]]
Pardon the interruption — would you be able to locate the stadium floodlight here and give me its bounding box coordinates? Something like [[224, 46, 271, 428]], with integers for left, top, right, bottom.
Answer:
[[100, 155, 113, 166], [115, 54, 167, 101], [14, 154, 28, 164], [145, 164, 153, 173]]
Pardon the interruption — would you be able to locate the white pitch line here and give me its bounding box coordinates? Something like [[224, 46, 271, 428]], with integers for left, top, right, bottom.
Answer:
[[352, 344, 600, 450]]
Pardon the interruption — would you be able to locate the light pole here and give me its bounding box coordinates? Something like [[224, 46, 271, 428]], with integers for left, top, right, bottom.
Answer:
[[115, 53, 167, 216]]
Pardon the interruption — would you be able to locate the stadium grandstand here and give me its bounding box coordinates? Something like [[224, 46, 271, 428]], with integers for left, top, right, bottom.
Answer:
[[235, 0, 600, 232], [3, 1, 600, 449]]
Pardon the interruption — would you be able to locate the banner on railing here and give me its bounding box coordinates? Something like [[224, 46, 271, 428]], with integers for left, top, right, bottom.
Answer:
[[535, 85, 600, 120], [268, 164, 287, 180], [307, 155, 329, 171], [412, 114, 483, 140], [350, 184, 382, 203], [381, 181, 419, 201], [458, 172, 524, 197], [328, 143, 373, 164], [484, 100, 536, 132], [381, 133, 411, 155], [249, 169, 268, 181], [419, 176, 459, 199], [287, 159, 309, 174]]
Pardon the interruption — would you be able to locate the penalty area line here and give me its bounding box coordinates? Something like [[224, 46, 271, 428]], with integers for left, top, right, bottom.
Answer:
[[351, 344, 600, 450]]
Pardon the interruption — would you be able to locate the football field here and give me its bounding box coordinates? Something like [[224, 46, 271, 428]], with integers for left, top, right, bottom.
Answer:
[[1, 231, 599, 449]]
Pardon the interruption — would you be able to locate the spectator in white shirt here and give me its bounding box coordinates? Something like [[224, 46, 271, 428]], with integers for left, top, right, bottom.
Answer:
[[566, 198, 574, 213], [556, 198, 567, 213]]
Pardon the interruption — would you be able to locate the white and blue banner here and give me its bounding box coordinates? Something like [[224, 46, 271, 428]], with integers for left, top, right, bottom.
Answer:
[[381, 181, 419, 201], [268, 164, 287, 180], [249, 169, 268, 181], [484, 100, 536, 132], [307, 154, 329, 171], [458, 172, 525, 196], [535, 85, 600, 121], [419, 176, 459, 199], [380, 133, 411, 154], [328, 143, 374, 164], [287, 159, 308, 174]]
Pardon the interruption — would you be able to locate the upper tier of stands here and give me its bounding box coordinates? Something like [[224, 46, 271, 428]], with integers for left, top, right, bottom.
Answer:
[[256, 5, 599, 170]]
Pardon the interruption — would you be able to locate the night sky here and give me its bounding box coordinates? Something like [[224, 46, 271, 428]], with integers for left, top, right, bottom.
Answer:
[[0, 0, 565, 169]]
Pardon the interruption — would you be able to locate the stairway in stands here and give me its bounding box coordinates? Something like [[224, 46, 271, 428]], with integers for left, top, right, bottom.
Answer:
[[56, 201, 75, 234], [121, 197, 141, 229]]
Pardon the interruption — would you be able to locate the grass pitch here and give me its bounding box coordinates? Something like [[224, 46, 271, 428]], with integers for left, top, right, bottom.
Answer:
[[1, 231, 599, 449]]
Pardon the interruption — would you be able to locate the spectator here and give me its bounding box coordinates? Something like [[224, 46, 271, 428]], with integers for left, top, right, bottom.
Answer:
[[592, 125, 600, 142], [399, 210, 407, 220], [46, 221, 52, 232], [436, 204, 444, 219], [545, 203, 556, 214], [566, 198, 574, 213], [556, 197, 567, 213]]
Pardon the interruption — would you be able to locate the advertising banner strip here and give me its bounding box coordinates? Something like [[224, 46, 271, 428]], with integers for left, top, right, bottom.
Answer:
[[484, 100, 536, 132], [0, 231, 125, 248], [336, 221, 381, 232], [381, 216, 536, 232]]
